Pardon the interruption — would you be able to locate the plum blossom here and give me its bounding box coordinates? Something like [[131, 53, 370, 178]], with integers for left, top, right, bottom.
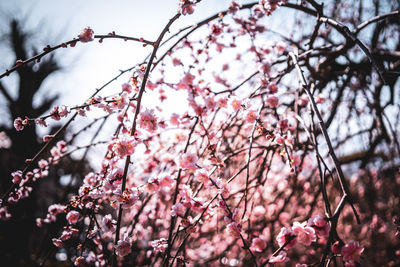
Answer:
[[170, 113, 180, 126], [35, 118, 47, 127], [278, 119, 289, 133], [228, 1, 241, 13], [230, 98, 242, 112], [111, 137, 136, 158], [102, 214, 116, 233], [194, 169, 209, 183], [50, 105, 61, 120], [52, 238, 63, 248], [14, 117, 24, 131], [66, 210, 80, 224], [245, 109, 257, 123], [276, 227, 296, 249], [122, 83, 132, 93], [139, 109, 158, 133], [178, 0, 195, 16], [115, 236, 131, 257], [226, 221, 242, 237], [266, 96, 279, 108], [74, 256, 86, 266], [11, 170, 23, 184], [341, 241, 364, 262], [205, 97, 217, 110], [0, 206, 12, 220], [269, 251, 289, 263], [251, 237, 266, 252], [179, 153, 198, 171], [292, 221, 316, 246], [308, 215, 330, 237], [171, 202, 186, 217], [114, 188, 139, 209], [78, 27, 94, 42], [151, 238, 168, 253], [59, 105, 70, 117]]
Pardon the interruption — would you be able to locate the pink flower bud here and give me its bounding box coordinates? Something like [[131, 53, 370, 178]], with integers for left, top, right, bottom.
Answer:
[[78, 27, 94, 43]]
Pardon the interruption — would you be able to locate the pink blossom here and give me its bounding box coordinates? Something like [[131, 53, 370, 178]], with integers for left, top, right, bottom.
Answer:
[[180, 72, 195, 88], [276, 227, 296, 249], [205, 97, 217, 110], [230, 98, 242, 112], [0, 207, 12, 220], [52, 238, 63, 248], [341, 241, 364, 262], [77, 108, 87, 117], [151, 238, 168, 253], [50, 105, 61, 120], [8, 192, 21, 204], [115, 236, 131, 257], [316, 94, 325, 104], [172, 58, 182, 66], [43, 134, 54, 142], [179, 153, 198, 171], [245, 109, 257, 123], [179, 0, 195, 16], [35, 118, 47, 127], [102, 214, 116, 233], [308, 215, 330, 237], [298, 96, 308, 106], [226, 222, 242, 237], [218, 98, 227, 108], [114, 188, 138, 209], [251, 237, 266, 252], [66, 210, 80, 224], [78, 27, 94, 43], [74, 256, 86, 266], [331, 241, 341, 254], [194, 169, 209, 183], [159, 174, 174, 188], [170, 113, 180, 126], [269, 251, 289, 263], [179, 185, 193, 205], [59, 105, 70, 117], [11, 170, 23, 184], [171, 202, 186, 217], [267, 96, 279, 108], [292, 221, 316, 246], [14, 117, 24, 131], [268, 83, 278, 94], [38, 159, 48, 169], [344, 261, 357, 267], [107, 168, 124, 184], [122, 83, 132, 93], [139, 109, 158, 133], [228, 1, 241, 14], [278, 119, 289, 133], [111, 137, 136, 158]]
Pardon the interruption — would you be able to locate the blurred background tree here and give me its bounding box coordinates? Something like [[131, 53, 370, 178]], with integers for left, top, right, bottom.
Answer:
[[0, 19, 89, 266]]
